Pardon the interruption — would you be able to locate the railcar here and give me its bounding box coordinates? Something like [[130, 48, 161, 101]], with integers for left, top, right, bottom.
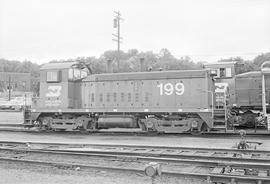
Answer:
[[234, 71, 270, 110], [24, 61, 220, 133], [205, 62, 270, 129], [232, 71, 270, 127]]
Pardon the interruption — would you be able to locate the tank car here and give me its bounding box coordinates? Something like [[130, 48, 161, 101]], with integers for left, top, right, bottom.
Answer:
[[24, 61, 219, 133]]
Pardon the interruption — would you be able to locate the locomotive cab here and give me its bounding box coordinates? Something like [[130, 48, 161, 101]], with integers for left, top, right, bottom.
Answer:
[[204, 61, 238, 106], [33, 62, 88, 110]]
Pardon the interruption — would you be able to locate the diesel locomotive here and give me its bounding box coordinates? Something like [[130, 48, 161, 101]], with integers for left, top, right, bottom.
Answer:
[[24, 60, 270, 133], [24, 61, 222, 133]]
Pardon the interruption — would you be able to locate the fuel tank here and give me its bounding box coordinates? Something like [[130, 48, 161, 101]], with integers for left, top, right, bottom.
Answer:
[[97, 115, 138, 128]]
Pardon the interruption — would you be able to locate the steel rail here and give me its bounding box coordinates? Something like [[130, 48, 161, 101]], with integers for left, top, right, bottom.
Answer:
[[0, 147, 269, 169], [0, 124, 25, 127], [0, 156, 269, 184], [1, 126, 270, 136], [0, 140, 270, 154], [1, 141, 270, 170]]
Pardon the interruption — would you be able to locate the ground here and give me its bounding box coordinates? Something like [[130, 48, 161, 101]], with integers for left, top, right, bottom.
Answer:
[[0, 161, 205, 184], [0, 131, 269, 150], [0, 111, 269, 183]]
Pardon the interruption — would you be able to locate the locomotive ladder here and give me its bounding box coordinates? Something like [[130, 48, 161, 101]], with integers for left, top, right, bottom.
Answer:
[[213, 91, 228, 131], [213, 109, 227, 131], [23, 106, 32, 126]]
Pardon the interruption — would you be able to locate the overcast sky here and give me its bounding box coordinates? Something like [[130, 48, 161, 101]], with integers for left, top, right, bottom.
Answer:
[[0, 0, 269, 64]]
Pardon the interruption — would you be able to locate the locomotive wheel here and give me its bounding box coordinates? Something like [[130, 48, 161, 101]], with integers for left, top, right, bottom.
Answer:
[[190, 130, 202, 135], [241, 112, 256, 128], [75, 116, 92, 130], [144, 118, 158, 132], [190, 122, 208, 135], [38, 117, 53, 130]]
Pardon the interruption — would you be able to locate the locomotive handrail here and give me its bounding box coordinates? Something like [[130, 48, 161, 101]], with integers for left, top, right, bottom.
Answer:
[[260, 61, 270, 128], [72, 61, 93, 74], [261, 61, 270, 72]]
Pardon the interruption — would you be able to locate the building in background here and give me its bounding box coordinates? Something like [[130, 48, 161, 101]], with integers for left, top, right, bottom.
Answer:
[[0, 72, 34, 109], [0, 72, 31, 94]]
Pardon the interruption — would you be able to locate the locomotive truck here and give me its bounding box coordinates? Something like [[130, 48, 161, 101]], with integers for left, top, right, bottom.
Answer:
[[24, 61, 224, 133]]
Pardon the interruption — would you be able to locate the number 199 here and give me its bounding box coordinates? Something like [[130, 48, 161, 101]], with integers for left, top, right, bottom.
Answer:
[[157, 82, 184, 96]]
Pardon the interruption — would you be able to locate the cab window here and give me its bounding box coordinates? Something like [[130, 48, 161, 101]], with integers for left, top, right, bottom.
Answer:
[[220, 68, 225, 78], [68, 68, 88, 81], [81, 69, 88, 78], [68, 69, 74, 80], [218, 67, 232, 78], [225, 68, 232, 77], [47, 71, 60, 82], [74, 69, 81, 79]]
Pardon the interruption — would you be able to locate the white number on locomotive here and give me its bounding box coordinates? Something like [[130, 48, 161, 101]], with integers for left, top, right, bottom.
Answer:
[[157, 82, 184, 95]]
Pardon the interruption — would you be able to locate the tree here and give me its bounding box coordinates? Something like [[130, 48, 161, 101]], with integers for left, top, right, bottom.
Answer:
[[159, 48, 174, 59], [0, 59, 39, 76], [235, 61, 258, 74], [253, 52, 270, 67], [127, 49, 139, 58]]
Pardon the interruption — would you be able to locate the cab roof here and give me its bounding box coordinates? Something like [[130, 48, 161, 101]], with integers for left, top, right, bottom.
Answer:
[[204, 61, 238, 67], [40, 62, 78, 70], [205, 61, 238, 65]]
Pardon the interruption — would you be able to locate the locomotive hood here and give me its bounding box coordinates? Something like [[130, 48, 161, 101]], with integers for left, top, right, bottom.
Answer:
[[83, 69, 212, 82], [235, 71, 261, 78]]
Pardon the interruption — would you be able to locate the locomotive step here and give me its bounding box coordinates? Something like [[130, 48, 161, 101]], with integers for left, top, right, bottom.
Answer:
[[213, 113, 225, 116], [213, 125, 226, 129], [214, 111, 226, 115], [214, 115, 226, 118], [213, 119, 226, 128], [214, 109, 226, 112], [214, 119, 226, 123]]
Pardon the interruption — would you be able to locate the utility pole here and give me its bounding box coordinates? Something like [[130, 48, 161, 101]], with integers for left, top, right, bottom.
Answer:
[[112, 11, 123, 71]]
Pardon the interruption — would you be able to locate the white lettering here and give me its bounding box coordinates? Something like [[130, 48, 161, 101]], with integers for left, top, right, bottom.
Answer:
[[175, 83, 184, 95], [157, 82, 185, 96]]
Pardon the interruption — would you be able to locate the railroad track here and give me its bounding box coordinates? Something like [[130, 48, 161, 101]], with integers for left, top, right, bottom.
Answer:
[[0, 141, 270, 183], [0, 124, 270, 137]]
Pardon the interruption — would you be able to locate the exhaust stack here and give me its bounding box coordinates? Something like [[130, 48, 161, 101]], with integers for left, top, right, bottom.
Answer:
[[140, 58, 145, 72], [107, 59, 113, 73]]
